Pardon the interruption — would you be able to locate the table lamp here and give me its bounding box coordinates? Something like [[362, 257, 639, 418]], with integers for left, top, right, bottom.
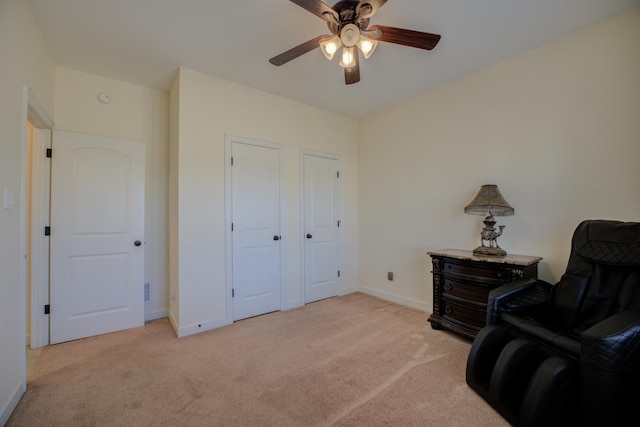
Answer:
[[464, 184, 514, 257]]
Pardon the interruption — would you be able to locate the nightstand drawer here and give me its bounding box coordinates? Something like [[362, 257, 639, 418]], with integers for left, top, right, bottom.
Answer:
[[444, 261, 510, 281], [442, 278, 491, 305], [441, 299, 485, 331]]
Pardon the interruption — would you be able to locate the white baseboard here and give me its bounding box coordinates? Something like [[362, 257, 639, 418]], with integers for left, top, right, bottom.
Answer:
[[0, 380, 25, 426], [144, 309, 169, 322], [345, 286, 432, 313], [289, 300, 304, 310], [341, 286, 360, 296], [175, 317, 231, 338]]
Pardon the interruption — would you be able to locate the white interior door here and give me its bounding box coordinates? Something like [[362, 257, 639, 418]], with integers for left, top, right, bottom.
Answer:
[[231, 141, 282, 321], [50, 130, 145, 344], [303, 154, 341, 303]]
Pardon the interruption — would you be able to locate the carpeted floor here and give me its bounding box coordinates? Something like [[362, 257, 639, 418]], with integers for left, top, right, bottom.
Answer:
[[8, 292, 507, 426]]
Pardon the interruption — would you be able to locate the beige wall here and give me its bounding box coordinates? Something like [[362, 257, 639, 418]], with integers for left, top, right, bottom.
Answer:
[[54, 67, 170, 321], [358, 8, 640, 311], [170, 67, 359, 335], [0, 0, 55, 423]]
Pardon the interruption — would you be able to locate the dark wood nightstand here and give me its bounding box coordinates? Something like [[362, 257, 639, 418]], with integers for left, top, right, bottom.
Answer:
[[427, 249, 542, 339]]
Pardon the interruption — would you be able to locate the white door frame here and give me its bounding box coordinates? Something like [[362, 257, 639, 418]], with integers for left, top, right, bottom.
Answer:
[[29, 126, 51, 349], [299, 149, 343, 304], [22, 86, 55, 352], [224, 134, 286, 323]]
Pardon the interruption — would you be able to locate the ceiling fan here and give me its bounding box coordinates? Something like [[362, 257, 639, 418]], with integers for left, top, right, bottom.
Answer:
[[269, 0, 441, 85]]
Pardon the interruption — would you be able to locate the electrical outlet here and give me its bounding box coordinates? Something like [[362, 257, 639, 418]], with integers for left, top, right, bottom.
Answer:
[[388, 271, 394, 281], [4, 190, 14, 209]]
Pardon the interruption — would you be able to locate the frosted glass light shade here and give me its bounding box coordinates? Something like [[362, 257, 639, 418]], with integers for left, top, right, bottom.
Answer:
[[320, 35, 341, 60], [339, 46, 356, 68], [357, 36, 378, 59], [340, 23, 360, 47]]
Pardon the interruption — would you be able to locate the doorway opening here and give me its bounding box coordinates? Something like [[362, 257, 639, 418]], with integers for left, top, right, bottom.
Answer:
[[24, 87, 54, 352]]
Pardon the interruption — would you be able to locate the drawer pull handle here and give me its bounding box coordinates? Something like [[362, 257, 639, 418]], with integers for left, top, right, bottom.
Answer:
[[445, 306, 452, 314], [444, 283, 452, 291]]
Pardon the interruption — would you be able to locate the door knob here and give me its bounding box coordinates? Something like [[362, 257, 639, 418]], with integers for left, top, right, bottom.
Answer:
[[306, 234, 312, 239], [273, 235, 281, 241], [134, 240, 142, 247]]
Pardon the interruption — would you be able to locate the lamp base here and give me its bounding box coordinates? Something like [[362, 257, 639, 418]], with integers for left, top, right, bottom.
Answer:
[[472, 246, 507, 257]]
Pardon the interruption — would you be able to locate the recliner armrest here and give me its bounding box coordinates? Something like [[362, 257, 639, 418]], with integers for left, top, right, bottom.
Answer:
[[581, 310, 640, 370], [486, 278, 552, 325]]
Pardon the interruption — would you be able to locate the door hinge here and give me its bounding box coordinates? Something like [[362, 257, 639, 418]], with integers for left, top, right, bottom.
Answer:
[[231, 222, 234, 231], [337, 220, 341, 228], [46, 148, 52, 158], [338, 270, 341, 278], [44, 226, 51, 236], [44, 304, 50, 315], [231, 156, 234, 166], [337, 171, 340, 178], [232, 288, 235, 298]]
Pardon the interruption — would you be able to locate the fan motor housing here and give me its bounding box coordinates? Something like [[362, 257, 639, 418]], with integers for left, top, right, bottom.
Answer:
[[328, 0, 370, 33]]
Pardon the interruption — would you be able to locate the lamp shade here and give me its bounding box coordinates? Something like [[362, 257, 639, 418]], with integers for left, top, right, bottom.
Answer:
[[357, 36, 378, 59], [339, 46, 356, 68], [320, 35, 341, 60], [464, 185, 514, 216]]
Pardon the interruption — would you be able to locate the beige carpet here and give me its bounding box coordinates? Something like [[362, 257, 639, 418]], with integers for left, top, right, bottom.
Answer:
[[8, 292, 507, 426]]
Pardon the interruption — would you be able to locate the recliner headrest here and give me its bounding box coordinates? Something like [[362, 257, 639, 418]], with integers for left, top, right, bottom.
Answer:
[[575, 220, 640, 265]]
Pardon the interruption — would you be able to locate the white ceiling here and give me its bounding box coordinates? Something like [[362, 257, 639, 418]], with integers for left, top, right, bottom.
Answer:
[[27, 0, 639, 119]]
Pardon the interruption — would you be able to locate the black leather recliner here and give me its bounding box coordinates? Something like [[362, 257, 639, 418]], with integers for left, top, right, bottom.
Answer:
[[466, 220, 640, 426]]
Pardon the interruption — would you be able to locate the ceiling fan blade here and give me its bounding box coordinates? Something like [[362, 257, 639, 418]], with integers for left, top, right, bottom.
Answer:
[[269, 35, 326, 66], [344, 53, 360, 85], [368, 25, 441, 50], [356, 0, 388, 19], [290, 0, 339, 24]]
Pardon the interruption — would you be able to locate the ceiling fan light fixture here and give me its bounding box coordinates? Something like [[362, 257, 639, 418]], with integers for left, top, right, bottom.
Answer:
[[357, 36, 378, 59], [340, 23, 360, 47], [339, 46, 356, 68], [268, 0, 441, 85], [319, 35, 341, 60]]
